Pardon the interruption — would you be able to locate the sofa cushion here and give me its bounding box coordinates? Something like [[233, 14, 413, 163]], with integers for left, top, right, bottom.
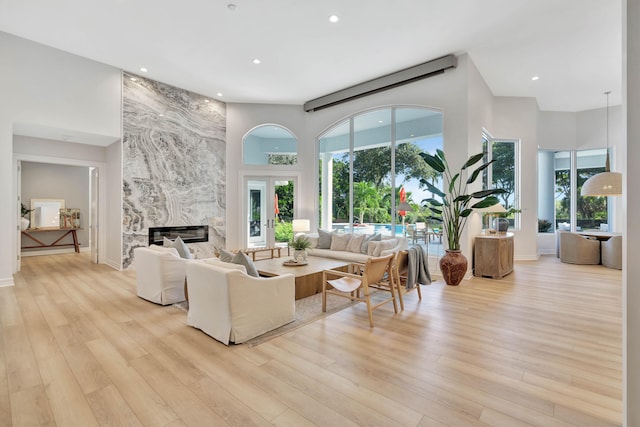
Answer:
[[330, 233, 351, 251], [317, 229, 332, 249], [218, 247, 234, 262], [231, 251, 259, 277], [201, 258, 247, 273], [306, 234, 319, 249], [308, 248, 370, 263], [346, 234, 365, 253], [368, 238, 398, 257], [164, 236, 192, 259], [361, 233, 381, 254]]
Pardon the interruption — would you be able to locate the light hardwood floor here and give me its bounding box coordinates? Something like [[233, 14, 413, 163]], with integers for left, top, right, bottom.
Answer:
[[0, 253, 622, 426]]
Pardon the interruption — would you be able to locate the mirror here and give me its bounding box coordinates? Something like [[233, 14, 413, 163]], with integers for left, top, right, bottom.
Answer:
[[31, 199, 65, 229]]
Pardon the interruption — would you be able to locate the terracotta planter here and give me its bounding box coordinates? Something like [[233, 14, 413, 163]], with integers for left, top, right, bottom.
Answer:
[[439, 249, 468, 286]]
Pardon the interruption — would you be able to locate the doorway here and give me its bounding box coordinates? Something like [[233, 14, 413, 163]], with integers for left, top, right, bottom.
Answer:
[[245, 176, 297, 249], [14, 154, 106, 272]]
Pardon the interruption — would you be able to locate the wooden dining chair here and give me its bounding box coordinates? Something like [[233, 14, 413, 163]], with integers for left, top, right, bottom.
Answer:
[[322, 253, 398, 327]]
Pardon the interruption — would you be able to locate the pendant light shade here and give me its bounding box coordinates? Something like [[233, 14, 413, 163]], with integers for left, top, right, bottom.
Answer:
[[581, 91, 622, 197], [580, 171, 622, 196]]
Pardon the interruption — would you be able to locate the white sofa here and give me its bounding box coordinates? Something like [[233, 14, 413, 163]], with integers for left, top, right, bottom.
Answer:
[[134, 245, 188, 305], [186, 259, 295, 345], [301, 232, 408, 263]]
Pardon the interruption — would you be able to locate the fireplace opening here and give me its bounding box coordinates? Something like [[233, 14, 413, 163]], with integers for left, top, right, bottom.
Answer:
[[148, 225, 209, 246]]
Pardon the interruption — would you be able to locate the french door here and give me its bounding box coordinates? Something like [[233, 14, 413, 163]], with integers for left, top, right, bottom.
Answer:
[[245, 176, 296, 248]]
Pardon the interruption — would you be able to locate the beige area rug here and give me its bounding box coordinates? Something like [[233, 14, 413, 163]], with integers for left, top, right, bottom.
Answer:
[[174, 291, 382, 347], [244, 292, 359, 347]]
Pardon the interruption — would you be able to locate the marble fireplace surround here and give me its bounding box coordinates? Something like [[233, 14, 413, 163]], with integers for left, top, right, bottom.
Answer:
[[122, 72, 226, 268]]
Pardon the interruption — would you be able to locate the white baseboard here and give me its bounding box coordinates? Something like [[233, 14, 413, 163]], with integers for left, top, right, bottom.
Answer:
[[515, 254, 541, 261], [0, 277, 15, 287], [103, 258, 122, 271], [21, 246, 89, 257]]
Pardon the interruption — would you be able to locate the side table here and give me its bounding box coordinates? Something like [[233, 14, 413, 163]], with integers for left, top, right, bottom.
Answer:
[[473, 232, 514, 279]]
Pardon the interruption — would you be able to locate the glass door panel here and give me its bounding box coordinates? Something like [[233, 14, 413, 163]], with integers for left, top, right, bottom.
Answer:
[[245, 176, 296, 249]]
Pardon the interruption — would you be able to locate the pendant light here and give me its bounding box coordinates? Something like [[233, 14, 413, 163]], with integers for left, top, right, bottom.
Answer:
[[581, 91, 622, 196]]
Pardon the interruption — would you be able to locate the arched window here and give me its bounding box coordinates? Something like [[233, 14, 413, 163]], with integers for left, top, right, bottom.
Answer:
[[317, 106, 443, 241], [243, 124, 298, 165]]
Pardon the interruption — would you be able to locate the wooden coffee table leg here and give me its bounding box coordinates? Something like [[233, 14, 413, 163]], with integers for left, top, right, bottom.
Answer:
[[184, 278, 188, 302]]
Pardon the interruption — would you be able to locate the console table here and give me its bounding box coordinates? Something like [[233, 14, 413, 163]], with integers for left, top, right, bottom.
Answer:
[[473, 232, 514, 279], [21, 228, 80, 253]]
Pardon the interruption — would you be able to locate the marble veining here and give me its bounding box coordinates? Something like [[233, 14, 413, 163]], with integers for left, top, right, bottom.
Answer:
[[122, 72, 226, 268]]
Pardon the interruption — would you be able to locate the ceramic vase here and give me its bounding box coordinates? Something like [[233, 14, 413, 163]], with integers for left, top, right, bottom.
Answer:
[[439, 249, 468, 286], [293, 249, 307, 263], [20, 217, 30, 230], [493, 218, 509, 233]]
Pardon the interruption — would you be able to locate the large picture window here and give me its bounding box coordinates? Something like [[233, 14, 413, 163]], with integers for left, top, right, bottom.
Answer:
[[318, 107, 443, 240], [482, 134, 520, 229], [538, 148, 609, 233]]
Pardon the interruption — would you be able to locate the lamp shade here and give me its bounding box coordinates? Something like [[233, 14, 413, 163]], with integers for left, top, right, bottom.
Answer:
[[581, 172, 622, 196], [292, 219, 310, 233]]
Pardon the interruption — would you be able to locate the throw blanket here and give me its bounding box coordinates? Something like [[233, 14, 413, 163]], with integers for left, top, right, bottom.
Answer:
[[406, 245, 432, 288]]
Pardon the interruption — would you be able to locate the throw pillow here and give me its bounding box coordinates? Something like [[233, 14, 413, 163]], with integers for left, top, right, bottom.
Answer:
[[231, 251, 259, 277], [330, 233, 351, 251], [346, 234, 365, 253], [361, 233, 381, 254], [218, 247, 234, 262], [373, 239, 398, 257], [163, 236, 192, 259], [317, 229, 332, 249], [367, 240, 382, 256], [305, 234, 319, 249]]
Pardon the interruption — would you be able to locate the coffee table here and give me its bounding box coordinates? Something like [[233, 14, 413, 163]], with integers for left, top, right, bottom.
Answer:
[[254, 256, 349, 300]]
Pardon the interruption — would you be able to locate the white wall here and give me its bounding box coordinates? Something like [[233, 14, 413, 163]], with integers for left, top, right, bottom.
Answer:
[[13, 135, 107, 162], [624, 0, 639, 424], [492, 97, 540, 260], [105, 140, 122, 270], [0, 31, 121, 283]]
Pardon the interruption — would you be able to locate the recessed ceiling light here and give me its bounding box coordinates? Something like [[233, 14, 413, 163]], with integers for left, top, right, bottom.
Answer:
[[217, 92, 223, 97], [329, 15, 339, 23], [140, 67, 148, 73], [378, 120, 383, 124], [531, 76, 540, 81], [130, 77, 137, 81], [158, 114, 164, 117], [252, 58, 261, 64], [204, 99, 210, 103]]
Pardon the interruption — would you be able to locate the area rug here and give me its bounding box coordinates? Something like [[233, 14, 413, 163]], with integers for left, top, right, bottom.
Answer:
[[243, 292, 358, 347]]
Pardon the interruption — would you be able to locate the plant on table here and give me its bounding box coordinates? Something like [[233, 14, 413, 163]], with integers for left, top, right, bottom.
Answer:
[[289, 235, 311, 262], [21, 203, 33, 218]]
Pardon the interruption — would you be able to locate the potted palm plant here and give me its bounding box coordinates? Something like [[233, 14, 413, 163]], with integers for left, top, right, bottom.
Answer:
[[289, 235, 311, 263], [420, 149, 504, 285]]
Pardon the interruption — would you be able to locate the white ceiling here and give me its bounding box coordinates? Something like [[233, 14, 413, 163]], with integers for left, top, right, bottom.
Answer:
[[0, 0, 622, 113]]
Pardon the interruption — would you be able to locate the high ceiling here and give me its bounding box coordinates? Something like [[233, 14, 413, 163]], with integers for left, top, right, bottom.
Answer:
[[0, 0, 622, 112]]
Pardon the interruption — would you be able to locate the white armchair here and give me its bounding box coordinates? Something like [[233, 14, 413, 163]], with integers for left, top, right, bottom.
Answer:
[[559, 232, 600, 265], [186, 261, 295, 345], [133, 245, 187, 305], [601, 235, 622, 269]]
